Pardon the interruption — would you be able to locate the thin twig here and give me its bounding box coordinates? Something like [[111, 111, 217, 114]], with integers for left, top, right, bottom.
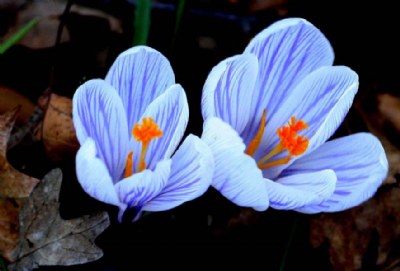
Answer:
[[48, 0, 74, 89]]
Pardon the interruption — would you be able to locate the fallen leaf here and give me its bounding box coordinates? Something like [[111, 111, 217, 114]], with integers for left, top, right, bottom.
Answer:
[[0, 108, 39, 261], [0, 86, 36, 125], [8, 169, 110, 271], [39, 93, 79, 161]]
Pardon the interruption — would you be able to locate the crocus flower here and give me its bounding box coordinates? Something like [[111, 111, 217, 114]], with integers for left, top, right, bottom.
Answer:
[[73, 46, 214, 220], [201, 18, 388, 213]]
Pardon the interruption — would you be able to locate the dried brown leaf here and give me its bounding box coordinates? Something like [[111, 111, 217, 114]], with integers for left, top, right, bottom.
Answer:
[[40, 93, 79, 161], [0, 108, 39, 261], [0, 86, 36, 125], [8, 169, 110, 271]]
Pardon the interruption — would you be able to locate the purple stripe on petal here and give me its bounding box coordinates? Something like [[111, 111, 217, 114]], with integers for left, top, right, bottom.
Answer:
[[115, 159, 171, 209], [105, 46, 175, 131], [267, 169, 336, 210], [72, 79, 130, 181], [75, 138, 121, 206], [257, 66, 358, 179], [241, 18, 334, 144], [202, 118, 269, 211], [288, 133, 388, 213], [202, 54, 259, 135], [142, 135, 214, 212], [138, 84, 189, 170]]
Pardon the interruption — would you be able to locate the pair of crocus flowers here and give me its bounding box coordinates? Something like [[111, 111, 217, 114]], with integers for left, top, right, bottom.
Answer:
[[73, 18, 388, 221]]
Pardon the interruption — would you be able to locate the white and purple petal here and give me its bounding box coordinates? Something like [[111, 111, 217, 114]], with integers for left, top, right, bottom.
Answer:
[[242, 18, 334, 144], [201, 54, 259, 134], [105, 46, 175, 130], [73, 79, 130, 181], [281, 133, 388, 213], [143, 134, 214, 211], [256, 66, 358, 179], [75, 138, 123, 208], [135, 84, 189, 170], [202, 117, 269, 211], [115, 159, 171, 212], [266, 169, 337, 210]]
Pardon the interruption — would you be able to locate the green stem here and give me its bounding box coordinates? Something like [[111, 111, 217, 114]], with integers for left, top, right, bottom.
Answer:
[[171, 0, 186, 49], [133, 0, 152, 45], [0, 17, 39, 54], [279, 215, 299, 271]]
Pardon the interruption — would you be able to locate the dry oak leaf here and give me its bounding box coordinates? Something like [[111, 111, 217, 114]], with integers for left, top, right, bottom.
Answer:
[[0, 107, 39, 261], [38, 93, 79, 161], [8, 169, 110, 271]]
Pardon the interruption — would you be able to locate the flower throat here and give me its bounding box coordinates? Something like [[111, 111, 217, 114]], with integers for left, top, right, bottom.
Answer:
[[245, 110, 309, 169]]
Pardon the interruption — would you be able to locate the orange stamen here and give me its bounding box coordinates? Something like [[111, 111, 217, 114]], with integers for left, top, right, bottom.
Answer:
[[277, 121, 309, 156], [137, 142, 149, 172], [289, 135, 309, 156], [288, 116, 308, 132], [132, 117, 163, 172], [133, 117, 163, 143], [256, 115, 309, 170], [124, 151, 134, 178], [257, 143, 284, 166], [258, 156, 291, 170], [245, 109, 267, 156]]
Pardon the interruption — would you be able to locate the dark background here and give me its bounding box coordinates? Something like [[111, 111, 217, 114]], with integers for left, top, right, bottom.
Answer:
[[1, 0, 398, 270]]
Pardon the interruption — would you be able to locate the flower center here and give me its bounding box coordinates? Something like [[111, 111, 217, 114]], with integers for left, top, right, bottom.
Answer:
[[124, 117, 163, 178], [245, 110, 309, 170]]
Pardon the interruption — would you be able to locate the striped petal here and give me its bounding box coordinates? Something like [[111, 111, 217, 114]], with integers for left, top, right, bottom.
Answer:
[[115, 159, 171, 210], [267, 169, 337, 210], [75, 138, 122, 207], [105, 46, 175, 130], [133, 84, 189, 171], [256, 66, 358, 179], [72, 79, 130, 181], [201, 54, 259, 134], [281, 133, 388, 213], [242, 18, 334, 144], [202, 117, 269, 211], [143, 135, 214, 211]]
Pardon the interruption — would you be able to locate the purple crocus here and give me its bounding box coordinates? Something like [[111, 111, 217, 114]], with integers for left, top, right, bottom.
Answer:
[[201, 18, 388, 213], [73, 46, 214, 220]]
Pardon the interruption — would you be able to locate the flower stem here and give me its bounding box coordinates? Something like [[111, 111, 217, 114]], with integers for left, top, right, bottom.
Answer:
[[279, 214, 299, 271]]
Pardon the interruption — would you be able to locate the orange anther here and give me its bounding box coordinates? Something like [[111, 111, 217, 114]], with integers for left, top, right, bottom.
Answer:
[[277, 116, 309, 156], [132, 117, 163, 172], [133, 117, 163, 144], [288, 116, 308, 132], [257, 116, 309, 170]]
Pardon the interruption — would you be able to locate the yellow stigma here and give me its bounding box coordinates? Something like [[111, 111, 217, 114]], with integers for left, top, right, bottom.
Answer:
[[246, 112, 309, 170], [124, 117, 163, 177]]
